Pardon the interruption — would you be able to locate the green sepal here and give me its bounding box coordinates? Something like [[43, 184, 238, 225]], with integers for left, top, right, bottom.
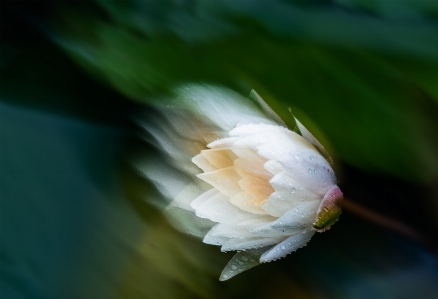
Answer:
[[313, 206, 342, 232]]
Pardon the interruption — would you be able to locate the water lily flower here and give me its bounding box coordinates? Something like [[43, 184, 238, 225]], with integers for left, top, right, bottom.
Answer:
[[138, 84, 343, 280]]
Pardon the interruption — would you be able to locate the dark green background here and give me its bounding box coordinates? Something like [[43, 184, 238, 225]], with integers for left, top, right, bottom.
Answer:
[[1, 1, 438, 298]]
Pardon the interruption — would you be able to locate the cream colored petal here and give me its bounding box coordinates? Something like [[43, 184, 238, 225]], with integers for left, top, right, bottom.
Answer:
[[201, 148, 237, 169], [192, 153, 217, 173], [197, 166, 242, 197], [234, 155, 271, 179], [238, 174, 274, 201], [230, 192, 268, 215], [221, 236, 286, 252], [195, 192, 255, 224], [260, 230, 315, 263], [191, 188, 220, 210]]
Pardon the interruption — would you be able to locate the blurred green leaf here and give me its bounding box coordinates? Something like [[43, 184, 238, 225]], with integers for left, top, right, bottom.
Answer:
[[50, 0, 438, 183]]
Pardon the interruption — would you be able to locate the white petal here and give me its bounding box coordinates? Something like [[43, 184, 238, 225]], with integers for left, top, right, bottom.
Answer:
[[262, 171, 320, 217], [195, 192, 255, 224], [158, 107, 223, 144], [264, 160, 284, 175], [249, 89, 286, 127], [164, 207, 216, 238], [203, 226, 231, 245], [209, 223, 256, 239], [197, 166, 242, 197], [276, 151, 336, 196], [219, 247, 268, 281], [270, 201, 320, 232], [255, 135, 316, 162], [139, 119, 204, 174], [221, 236, 286, 252], [172, 84, 277, 133], [207, 137, 239, 149], [260, 229, 315, 262], [172, 180, 211, 211], [191, 188, 220, 210], [295, 117, 333, 164], [249, 223, 287, 238], [251, 200, 319, 237], [230, 123, 287, 137], [135, 157, 192, 203]]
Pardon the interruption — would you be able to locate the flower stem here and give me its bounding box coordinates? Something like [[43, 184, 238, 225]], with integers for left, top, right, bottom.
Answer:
[[339, 198, 427, 246]]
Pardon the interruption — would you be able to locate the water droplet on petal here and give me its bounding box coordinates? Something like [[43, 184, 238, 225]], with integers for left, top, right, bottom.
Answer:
[[290, 187, 296, 193], [223, 274, 229, 279], [281, 244, 286, 250], [232, 265, 237, 270], [241, 256, 248, 262], [294, 207, 299, 212]]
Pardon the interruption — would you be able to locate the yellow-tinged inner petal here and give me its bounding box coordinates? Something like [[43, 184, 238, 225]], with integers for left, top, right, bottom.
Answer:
[[230, 192, 267, 215], [197, 166, 242, 197], [201, 149, 237, 169], [192, 153, 217, 172]]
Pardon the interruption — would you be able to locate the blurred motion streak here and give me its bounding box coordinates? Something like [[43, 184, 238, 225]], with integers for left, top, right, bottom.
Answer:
[[1, 0, 438, 298]]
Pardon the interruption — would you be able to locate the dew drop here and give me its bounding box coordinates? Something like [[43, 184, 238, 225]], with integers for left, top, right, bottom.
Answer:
[[309, 155, 316, 161], [323, 207, 329, 213], [241, 256, 248, 262], [290, 187, 296, 193], [294, 207, 299, 212], [232, 265, 237, 270], [281, 244, 286, 250], [223, 274, 229, 279]]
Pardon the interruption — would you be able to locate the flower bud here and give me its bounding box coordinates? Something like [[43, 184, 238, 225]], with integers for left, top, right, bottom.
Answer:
[[138, 84, 342, 280]]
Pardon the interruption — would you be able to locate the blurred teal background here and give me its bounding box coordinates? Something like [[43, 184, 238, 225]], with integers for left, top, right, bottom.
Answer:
[[1, 1, 438, 298]]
